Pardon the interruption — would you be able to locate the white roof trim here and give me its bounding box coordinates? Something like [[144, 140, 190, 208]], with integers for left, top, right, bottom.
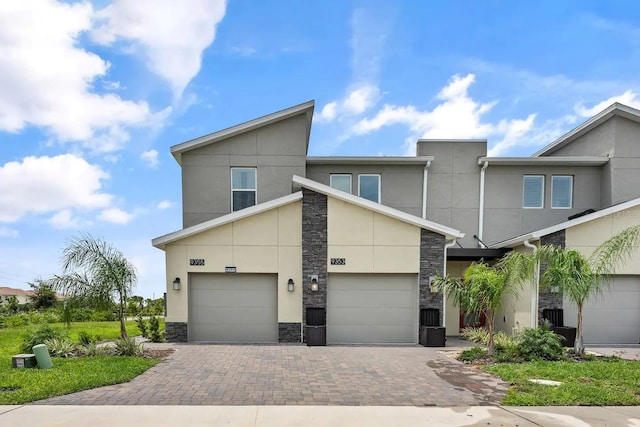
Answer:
[[292, 175, 464, 239], [478, 156, 609, 166], [306, 156, 435, 165], [170, 100, 315, 164], [534, 103, 640, 157], [152, 192, 303, 249], [491, 197, 640, 248]]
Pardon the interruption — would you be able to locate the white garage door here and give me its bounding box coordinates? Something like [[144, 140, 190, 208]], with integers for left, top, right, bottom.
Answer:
[[564, 276, 640, 344], [188, 273, 278, 342], [327, 274, 418, 344]]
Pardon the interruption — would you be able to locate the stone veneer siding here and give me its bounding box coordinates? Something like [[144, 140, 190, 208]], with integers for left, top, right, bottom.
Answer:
[[419, 229, 445, 326], [538, 230, 566, 324], [301, 188, 328, 342], [165, 321, 188, 342], [278, 322, 302, 343]]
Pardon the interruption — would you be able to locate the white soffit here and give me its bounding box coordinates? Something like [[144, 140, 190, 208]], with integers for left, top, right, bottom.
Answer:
[[292, 175, 464, 240], [478, 156, 609, 166]]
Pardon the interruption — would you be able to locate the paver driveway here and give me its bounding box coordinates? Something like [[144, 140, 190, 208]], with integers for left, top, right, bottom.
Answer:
[[34, 345, 508, 406]]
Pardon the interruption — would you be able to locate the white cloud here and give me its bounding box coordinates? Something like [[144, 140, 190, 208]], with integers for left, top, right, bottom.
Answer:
[[316, 85, 380, 123], [48, 209, 80, 229], [98, 207, 133, 224], [317, 102, 338, 122], [488, 115, 537, 156], [157, 200, 174, 210], [0, 0, 168, 153], [141, 149, 159, 168], [0, 154, 112, 223], [0, 227, 19, 238], [575, 90, 640, 117], [92, 0, 227, 96]]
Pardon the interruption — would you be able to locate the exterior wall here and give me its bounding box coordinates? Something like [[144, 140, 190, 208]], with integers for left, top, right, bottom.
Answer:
[[164, 201, 303, 333], [301, 189, 328, 342], [326, 198, 421, 273], [538, 230, 565, 323], [181, 114, 308, 227], [493, 245, 536, 334], [417, 140, 486, 247], [305, 163, 424, 217], [566, 205, 640, 274], [483, 165, 602, 245], [419, 230, 445, 325]]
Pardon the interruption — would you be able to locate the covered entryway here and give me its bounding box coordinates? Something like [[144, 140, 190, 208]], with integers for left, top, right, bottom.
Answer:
[[327, 273, 418, 344], [188, 273, 278, 342], [564, 275, 640, 344]]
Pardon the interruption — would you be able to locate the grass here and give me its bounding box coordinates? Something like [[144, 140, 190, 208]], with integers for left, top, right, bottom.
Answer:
[[0, 321, 163, 404], [485, 358, 640, 406]]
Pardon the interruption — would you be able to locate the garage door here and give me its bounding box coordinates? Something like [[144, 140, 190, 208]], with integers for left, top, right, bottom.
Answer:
[[563, 276, 640, 344], [188, 273, 278, 342], [327, 274, 418, 344]]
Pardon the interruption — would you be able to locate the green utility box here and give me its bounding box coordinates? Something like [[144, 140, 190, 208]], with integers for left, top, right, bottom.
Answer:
[[32, 344, 54, 369], [12, 354, 37, 369]]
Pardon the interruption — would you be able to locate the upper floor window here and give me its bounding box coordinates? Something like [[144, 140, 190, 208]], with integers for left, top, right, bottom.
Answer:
[[551, 175, 573, 209], [330, 174, 352, 193], [231, 168, 256, 211], [359, 174, 381, 203], [523, 175, 544, 208]]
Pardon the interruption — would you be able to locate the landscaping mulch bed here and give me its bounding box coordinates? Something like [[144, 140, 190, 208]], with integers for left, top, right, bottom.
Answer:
[[143, 348, 175, 359]]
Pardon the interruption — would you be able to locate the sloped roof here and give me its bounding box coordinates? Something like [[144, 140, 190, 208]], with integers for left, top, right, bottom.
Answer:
[[151, 192, 303, 249], [534, 103, 640, 157], [292, 175, 464, 240], [491, 197, 640, 248], [170, 100, 315, 165]]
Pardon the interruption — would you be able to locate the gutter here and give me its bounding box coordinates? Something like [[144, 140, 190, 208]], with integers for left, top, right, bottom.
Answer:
[[442, 239, 458, 330], [523, 239, 539, 328], [422, 160, 432, 219], [478, 161, 489, 247]]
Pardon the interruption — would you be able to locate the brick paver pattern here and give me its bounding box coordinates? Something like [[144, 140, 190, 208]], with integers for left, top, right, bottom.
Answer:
[[34, 345, 508, 406]]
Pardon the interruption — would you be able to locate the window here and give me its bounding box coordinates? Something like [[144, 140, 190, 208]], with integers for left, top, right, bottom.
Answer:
[[231, 168, 256, 211], [358, 174, 381, 203], [551, 176, 573, 209], [330, 174, 352, 193], [523, 175, 544, 208]]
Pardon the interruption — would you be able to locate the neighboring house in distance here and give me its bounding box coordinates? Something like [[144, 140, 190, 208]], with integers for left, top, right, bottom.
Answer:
[[153, 101, 640, 345], [0, 287, 34, 305]]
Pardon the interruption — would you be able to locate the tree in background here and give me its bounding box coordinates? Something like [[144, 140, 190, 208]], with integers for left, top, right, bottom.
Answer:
[[51, 234, 137, 339], [536, 225, 640, 354], [433, 251, 534, 355], [127, 295, 145, 316], [28, 278, 58, 310]]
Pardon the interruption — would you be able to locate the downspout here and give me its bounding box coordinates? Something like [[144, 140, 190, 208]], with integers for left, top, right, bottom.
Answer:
[[442, 239, 458, 329], [478, 161, 489, 247], [523, 239, 539, 328], [422, 160, 432, 219]]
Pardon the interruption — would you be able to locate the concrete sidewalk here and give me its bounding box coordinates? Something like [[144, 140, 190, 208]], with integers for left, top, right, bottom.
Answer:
[[2, 405, 640, 426]]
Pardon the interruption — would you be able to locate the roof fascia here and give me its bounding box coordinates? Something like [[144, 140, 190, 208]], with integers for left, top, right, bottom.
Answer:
[[306, 156, 435, 165], [477, 156, 609, 166]]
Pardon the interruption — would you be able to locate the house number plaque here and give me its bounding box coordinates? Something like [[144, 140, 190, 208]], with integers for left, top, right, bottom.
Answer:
[[330, 258, 346, 265], [190, 258, 205, 266]]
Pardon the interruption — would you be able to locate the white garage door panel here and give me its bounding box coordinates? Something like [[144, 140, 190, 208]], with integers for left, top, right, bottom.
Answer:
[[189, 274, 278, 343], [564, 276, 640, 344], [327, 274, 418, 344]]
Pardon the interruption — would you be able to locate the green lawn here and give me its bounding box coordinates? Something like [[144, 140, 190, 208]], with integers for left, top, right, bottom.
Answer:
[[0, 321, 162, 404], [485, 359, 640, 406]]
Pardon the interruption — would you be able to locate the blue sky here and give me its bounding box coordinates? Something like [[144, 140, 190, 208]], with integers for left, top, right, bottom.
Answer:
[[2, 0, 640, 298]]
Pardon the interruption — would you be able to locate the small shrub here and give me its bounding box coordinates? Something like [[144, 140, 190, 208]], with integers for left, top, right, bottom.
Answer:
[[89, 311, 116, 322], [44, 337, 76, 358], [114, 337, 144, 357], [77, 331, 95, 346], [516, 327, 564, 361], [461, 327, 489, 344], [147, 316, 164, 343], [20, 324, 67, 353], [136, 314, 148, 338], [459, 346, 488, 362], [79, 342, 115, 357]]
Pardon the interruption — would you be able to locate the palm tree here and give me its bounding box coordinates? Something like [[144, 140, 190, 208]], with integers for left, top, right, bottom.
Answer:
[[433, 251, 533, 355], [51, 234, 137, 339], [536, 225, 640, 354]]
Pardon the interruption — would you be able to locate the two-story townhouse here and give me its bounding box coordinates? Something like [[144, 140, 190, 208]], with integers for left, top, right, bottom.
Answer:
[[153, 100, 640, 345]]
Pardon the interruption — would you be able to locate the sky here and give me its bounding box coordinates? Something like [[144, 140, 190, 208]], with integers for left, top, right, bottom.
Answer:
[[2, 0, 640, 298]]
